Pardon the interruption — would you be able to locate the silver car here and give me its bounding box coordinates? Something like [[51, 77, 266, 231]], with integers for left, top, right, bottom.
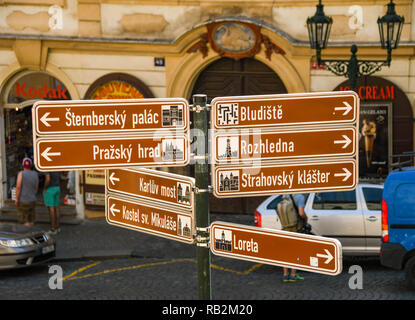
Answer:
[[0, 224, 56, 270], [254, 183, 384, 256]]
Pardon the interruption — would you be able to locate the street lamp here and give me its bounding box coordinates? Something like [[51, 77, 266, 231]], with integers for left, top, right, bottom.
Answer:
[[307, 0, 404, 91]]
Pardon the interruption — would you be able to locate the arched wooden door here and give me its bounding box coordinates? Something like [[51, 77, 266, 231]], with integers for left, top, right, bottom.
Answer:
[[191, 57, 287, 102], [190, 57, 287, 214]]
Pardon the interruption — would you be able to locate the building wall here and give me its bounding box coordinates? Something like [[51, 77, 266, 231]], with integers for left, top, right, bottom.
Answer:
[[0, 0, 414, 215], [47, 51, 167, 99], [0, 1, 413, 96]]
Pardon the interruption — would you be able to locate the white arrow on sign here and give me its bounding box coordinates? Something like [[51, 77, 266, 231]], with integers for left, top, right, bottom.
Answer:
[[333, 135, 352, 149], [40, 112, 60, 127], [109, 172, 120, 185], [334, 167, 352, 181], [316, 249, 334, 264], [110, 204, 120, 217], [334, 102, 353, 116], [41, 147, 61, 162]]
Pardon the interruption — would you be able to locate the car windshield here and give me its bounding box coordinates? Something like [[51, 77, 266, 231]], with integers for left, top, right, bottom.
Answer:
[[312, 190, 357, 210]]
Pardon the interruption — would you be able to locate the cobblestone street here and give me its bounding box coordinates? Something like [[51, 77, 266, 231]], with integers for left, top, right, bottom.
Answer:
[[0, 214, 414, 301]]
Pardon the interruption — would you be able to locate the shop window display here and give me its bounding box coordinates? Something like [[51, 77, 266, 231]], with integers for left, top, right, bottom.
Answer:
[[5, 107, 34, 199], [3, 71, 73, 205]]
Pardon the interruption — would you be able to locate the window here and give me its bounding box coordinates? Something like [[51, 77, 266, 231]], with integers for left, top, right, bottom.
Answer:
[[266, 194, 309, 210], [362, 187, 383, 211], [395, 184, 415, 218], [312, 191, 357, 210], [266, 195, 283, 210]]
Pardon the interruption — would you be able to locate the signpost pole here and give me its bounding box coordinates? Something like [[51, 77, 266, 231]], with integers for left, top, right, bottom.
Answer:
[[192, 94, 212, 300]]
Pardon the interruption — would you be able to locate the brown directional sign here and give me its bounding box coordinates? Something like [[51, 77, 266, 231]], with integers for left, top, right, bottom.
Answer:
[[212, 91, 358, 129], [211, 91, 360, 198], [106, 194, 195, 244], [106, 168, 194, 210], [33, 98, 189, 135], [34, 135, 189, 171], [214, 127, 356, 163], [213, 159, 357, 198], [210, 221, 342, 275]]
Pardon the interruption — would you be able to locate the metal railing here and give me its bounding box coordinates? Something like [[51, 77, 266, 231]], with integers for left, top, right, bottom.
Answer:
[[390, 152, 415, 170]]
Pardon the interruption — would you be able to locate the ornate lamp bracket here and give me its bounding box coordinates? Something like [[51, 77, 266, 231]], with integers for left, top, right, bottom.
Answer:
[[323, 59, 389, 78], [318, 44, 390, 90]]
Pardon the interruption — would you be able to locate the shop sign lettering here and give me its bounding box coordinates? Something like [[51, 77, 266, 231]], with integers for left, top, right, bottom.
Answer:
[[339, 85, 394, 101], [91, 81, 144, 100], [15, 82, 68, 99]]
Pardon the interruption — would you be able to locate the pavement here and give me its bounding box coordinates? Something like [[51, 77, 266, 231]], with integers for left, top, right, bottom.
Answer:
[[0, 204, 254, 262], [0, 204, 81, 226], [2, 205, 414, 301]]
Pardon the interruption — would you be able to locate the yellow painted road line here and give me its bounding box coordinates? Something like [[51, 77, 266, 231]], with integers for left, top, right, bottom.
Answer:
[[64, 258, 196, 281], [62, 261, 101, 281], [211, 263, 263, 275], [63, 259, 264, 282], [244, 263, 263, 274]]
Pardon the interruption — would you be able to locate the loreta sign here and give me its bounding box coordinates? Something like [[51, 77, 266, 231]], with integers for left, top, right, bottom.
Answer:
[[210, 222, 342, 276], [211, 91, 359, 197], [32, 98, 190, 171]]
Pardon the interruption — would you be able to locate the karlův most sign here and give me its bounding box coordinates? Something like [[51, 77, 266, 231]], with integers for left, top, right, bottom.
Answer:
[[106, 168, 194, 211], [211, 91, 359, 198]]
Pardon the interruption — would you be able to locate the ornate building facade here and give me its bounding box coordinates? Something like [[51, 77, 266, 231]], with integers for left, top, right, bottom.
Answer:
[[0, 0, 414, 217]]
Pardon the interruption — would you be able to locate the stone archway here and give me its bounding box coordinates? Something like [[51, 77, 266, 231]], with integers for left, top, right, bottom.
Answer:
[[166, 22, 308, 99]]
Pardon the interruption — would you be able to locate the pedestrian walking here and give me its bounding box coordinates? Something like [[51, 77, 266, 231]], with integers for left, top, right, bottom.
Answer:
[[276, 193, 308, 282], [43, 171, 61, 234], [15, 158, 39, 226]]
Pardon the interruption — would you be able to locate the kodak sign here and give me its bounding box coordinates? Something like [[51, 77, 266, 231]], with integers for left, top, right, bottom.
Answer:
[[16, 82, 69, 99]]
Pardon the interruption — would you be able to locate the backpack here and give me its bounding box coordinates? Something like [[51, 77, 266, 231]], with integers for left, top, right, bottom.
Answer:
[[277, 195, 299, 229]]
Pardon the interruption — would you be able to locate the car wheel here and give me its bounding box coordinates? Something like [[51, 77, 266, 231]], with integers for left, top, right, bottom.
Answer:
[[404, 256, 415, 290]]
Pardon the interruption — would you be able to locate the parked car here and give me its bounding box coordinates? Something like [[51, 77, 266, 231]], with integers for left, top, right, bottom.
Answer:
[[0, 223, 55, 270], [380, 166, 415, 289], [254, 183, 384, 256]]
